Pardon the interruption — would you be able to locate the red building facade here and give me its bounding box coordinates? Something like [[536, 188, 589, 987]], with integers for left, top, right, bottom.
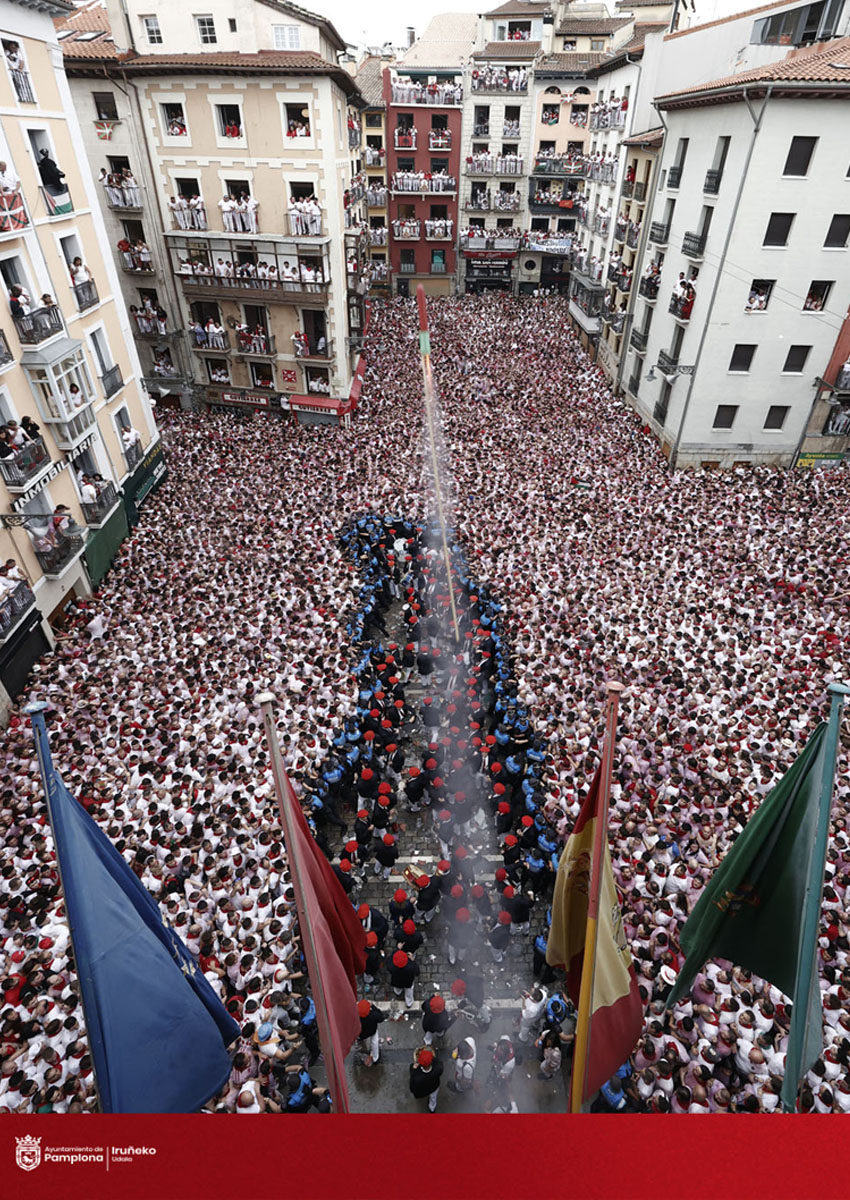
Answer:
[[383, 67, 464, 296]]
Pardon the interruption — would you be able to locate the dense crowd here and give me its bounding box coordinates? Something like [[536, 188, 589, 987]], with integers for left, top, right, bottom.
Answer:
[[1, 294, 848, 1116]]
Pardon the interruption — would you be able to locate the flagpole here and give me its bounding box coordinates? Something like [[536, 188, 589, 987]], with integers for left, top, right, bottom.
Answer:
[[258, 691, 352, 1114], [24, 701, 105, 1115], [783, 681, 849, 1112], [569, 680, 624, 1114]]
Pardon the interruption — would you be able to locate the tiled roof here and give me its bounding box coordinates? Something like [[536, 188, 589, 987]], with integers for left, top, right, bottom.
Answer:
[[657, 35, 850, 101], [615, 0, 673, 7], [557, 17, 632, 34], [622, 125, 664, 146], [615, 21, 667, 51], [483, 1, 551, 16], [256, 0, 347, 52], [355, 55, 386, 107], [473, 40, 541, 59], [399, 13, 477, 68], [55, 0, 119, 56], [536, 51, 607, 71]]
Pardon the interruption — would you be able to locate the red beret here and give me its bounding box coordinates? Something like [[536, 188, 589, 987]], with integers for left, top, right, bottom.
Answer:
[[339, 859, 351, 872], [521, 816, 534, 827], [503, 886, 515, 898], [494, 783, 506, 795], [383, 834, 395, 846], [415, 875, 430, 888], [425, 758, 437, 770], [429, 995, 445, 1013], [495, 868, 508, 882], [378, 782, 392, 794], [365, 931, 378, 947], [437, 860, 450, 872], [454, 847, 468, 859], [498, 910, 512, 925], [491, 762, 502, 774], [504, 835, 517, 846], [378, 796, 390, 807], [361, 769, 374, 781], [451, 979, 466, 997], [409, 767, 421, 777], [357, 809, 369, 819], [357, 999, 371, 1017], [497, 801, 511, 814], [370, 708, 380, 718], [485, 735, 496, 746], [438, 809, 452, 823], [357, 904, 370, 918], [385, 743, 398, 753], [417, 1049, 434, 1067], [393, 951, 409, 968], [450, 884, 464, 898], [393, 888, 408, 903], [456, 907, 471, 923], [471, 885, 484, 898], [403, 919, 416, 934], [364, 730, 375, 741], [345, 840, 358, 854]]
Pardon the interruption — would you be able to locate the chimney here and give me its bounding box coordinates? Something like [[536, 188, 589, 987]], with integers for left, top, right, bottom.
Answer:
[[406, 27, 416, 47]]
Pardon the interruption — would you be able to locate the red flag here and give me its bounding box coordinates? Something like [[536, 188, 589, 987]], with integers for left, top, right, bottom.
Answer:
[[279, 772, 365, 1106]]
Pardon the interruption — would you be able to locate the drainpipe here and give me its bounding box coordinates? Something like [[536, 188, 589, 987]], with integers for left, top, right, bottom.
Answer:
[[668, 84, 773, 471]]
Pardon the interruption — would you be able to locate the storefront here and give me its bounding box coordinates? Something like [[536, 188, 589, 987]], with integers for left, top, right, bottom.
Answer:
[[206, 388, 285, 418], [286, 394, 353, 427], [122, 439, 168, 527], [0, 603, 50, 701], [463, 253, 515, 293]]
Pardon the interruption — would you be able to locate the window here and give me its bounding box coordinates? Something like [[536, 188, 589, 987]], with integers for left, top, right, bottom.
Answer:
[[216, 105, 242, 137], [783, 135, 817, 176], [285, 103, 311, 138], [803, 280, 832, 311], [431, 248, 446, 273], [92, 92, 119, 121], [728, 344, 757, 373], [195, 15, 217, 44], [783, 345, 811, 373], [162, 103, 187, 136], [824, 214, 850, 248], [590, 39, 605, 50], [141, 15, 162, 44], [90, 328, 113, 374], [763, 212, 794, 246], [273, 24, 301, 49], [745, 279, 774, 311], [228, 19, 237, 33], [764, 405, 790, 430], [542, 104, 559, 126], [713, 405, 738, 429]]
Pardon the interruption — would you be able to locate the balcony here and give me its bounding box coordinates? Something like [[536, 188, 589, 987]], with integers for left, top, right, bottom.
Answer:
[[101, 363, 124, 398], [464, 197, 491, 212], [106, 192, 142, 213], [190, 328, 231, 352], [634, 181, 646, 203], [589, 107, 626, 131], [493, 194, 520, 213], [704, 169, 722, 195], [593, 214, 610, 237], [503, 123, 521, 139], [81, 481, 118, 526], [471, 77, 526, 95], [392, 220, 421, 239], [298, 336, 330, 361], [390, 84, 462, 107], [0, 187, 29, 234], [612, 272, 632, 294], [638, 276, 659, 302], [47, 404, 96, 452], [131, 314, 177, 340], [682, 231, 706, 259], [0, 582, 36, 641], [8, 68, 35, 104], [657, 349, 679, 374], [429, 131, 452, 150], [610, 313, 625, 335], [627, 225, 640, 250], [424, 221, 453, 241], [72, 280, 99, 312], [391, 174, 457, 194], [621, 179, 634, 199], [399, 262, 417, 273], [364, 147, 384, 166], [431, 262, 447, 274], [667, 166, 682, 189], [123, 440, 143, 472], [349, 126, 361, 149], [532, 155, 585, 178], [34, 531, 85, 578], [649, 222, 670, 246], [523, 235, 571, 255], [286, 212, 324, 237], [528, 194, 571, 214], [628, 372, 641, 396], [613, 221, 626, 244], [38, 186, 73, 217], [236, 330, 277, 357], [177, 273, 329, 306], [12, 305, 63, 345], [0, 330, 12, 366], [630, 328, 648, 354], [835, 366, 850, 393], [588, 163, 617, 185], [0, 436, 50, 489], [393, 128, 417, 150], [669, 293, 694, 322], [366, 189, 388, 207], [465, 156, 524, 176], [473, 123, 489, 137]]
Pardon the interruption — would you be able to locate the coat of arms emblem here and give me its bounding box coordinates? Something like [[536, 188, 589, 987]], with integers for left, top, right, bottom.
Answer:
[[16, 1135, 41, 1171]]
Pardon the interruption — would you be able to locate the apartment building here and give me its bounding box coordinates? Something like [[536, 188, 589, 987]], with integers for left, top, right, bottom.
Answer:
[[355, 55, 391, 297], [61, 0, 364, 420], [629, 37, 850, 468], [0, 0, 160, 714]]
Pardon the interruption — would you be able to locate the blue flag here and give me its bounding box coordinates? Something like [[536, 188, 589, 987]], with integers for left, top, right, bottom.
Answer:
[[28, 704, 239, 1113]]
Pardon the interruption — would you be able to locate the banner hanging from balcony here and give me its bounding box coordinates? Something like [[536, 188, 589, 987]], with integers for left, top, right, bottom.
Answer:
[[83, 504, 129, 587], [123, 441, 167, 527]]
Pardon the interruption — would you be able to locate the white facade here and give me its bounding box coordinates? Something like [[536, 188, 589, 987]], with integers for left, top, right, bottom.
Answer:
[[625, 95, 850, 467]]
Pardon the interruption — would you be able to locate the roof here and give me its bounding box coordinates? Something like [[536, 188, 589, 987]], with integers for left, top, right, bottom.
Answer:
[[54, 0, 119, 58], [473, 40, 541, 59], [536, 51, 607, 72], [557, 17, 633, 34], [615, 20, 668, 51], [355, 55, 386, 107], [664, 0, 809, 42], [615, 0, 673, 7], [483, 1, 551, 16], [656, 35, 850, 103], [256, 0, 347, 53], [398, 13, 477, 69], [622, 125, 663, 146]]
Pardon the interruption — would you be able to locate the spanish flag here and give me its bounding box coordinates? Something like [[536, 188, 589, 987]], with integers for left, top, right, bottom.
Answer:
[[546, 765, 643, 1101]]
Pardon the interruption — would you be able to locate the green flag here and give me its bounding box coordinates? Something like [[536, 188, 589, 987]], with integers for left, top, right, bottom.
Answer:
[[666, 721, 834, 1111]]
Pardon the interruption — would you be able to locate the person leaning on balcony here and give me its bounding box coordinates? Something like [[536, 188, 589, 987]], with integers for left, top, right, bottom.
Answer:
[[21, 415, 40, 440], [37, 149, 65, 194], [6, 420, 30, 447], [79, 477, 98, 506], [69, 257, 92, 287], [0, 161, 20, 194], [8, 284, 30, 317]]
